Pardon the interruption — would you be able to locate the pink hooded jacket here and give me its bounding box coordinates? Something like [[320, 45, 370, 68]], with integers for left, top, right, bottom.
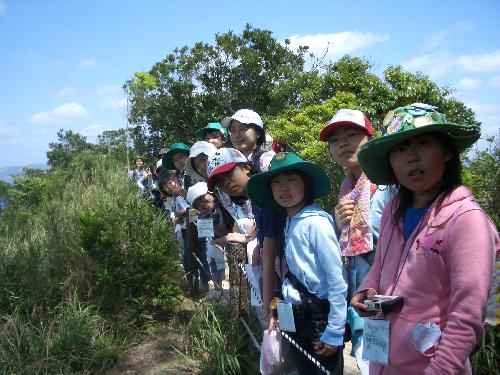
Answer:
[[358, 186, 498, 374]]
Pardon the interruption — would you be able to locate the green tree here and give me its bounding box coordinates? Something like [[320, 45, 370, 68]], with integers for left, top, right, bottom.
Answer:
[[47, 129, 94, 168], [125, 24, 307, 156], [463, 136, 500, 226], [96, 128, 129, 163]]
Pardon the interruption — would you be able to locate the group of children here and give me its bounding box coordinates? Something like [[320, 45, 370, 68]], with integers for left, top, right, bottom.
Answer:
[[129, 104, 498, 375]]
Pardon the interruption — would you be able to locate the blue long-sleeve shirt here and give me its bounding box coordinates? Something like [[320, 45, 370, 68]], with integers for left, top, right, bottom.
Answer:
[[281, 203, 347, 346]]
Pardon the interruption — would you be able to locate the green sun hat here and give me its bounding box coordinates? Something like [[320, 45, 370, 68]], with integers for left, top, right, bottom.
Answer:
[[162, 143, 190, 170], [195, 122, 228, 140], [358, 103, 481, 185], [247, 152, 331, 209]]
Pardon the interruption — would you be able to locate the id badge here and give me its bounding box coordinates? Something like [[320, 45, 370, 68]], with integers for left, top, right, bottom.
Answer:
[[197, 218, 214, 238], [362, 318, 389, 365], [277, 302, 296, 332]]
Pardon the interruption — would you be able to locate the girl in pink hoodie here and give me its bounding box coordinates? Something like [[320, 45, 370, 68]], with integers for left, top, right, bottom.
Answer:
[[350, 103, 498, 374]]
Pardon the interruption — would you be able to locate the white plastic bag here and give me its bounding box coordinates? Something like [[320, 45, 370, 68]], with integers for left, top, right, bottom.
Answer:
[[260, 329, 284, 374]]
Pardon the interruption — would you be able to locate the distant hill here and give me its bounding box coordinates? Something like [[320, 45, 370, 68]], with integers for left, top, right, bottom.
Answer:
[[0, 163, 49, 183]]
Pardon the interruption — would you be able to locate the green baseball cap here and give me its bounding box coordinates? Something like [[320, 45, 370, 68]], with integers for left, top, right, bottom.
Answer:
[[247, 152, 331, 209], [195, 122, 228, 140], [162, 142, 190, 170], [358, 103, 481, 185]]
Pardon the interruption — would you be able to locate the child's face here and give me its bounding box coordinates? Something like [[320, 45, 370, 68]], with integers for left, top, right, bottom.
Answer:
[[163, 179, 182, 195], [389, 134, 452, 202], [135, 158, 144, 168], [229, 121, 260, 155], [193, 153, 209, 178], [204, 130, 226, 149], [172, 152, 188, 171], [215, 164, 251, 196], [194, 193, 215, 213], [270, 172, 306, 215], [328, 126, 369, 170]]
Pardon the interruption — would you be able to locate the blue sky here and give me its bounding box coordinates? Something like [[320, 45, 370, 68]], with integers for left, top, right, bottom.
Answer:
[[0, 0, 499, 167]]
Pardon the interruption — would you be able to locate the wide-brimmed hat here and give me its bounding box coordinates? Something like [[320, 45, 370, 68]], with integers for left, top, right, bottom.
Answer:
[[358, 103, 481, 185], [184, 141, 217, 181], [162, 143, 190, 170], [195, 122, 228, 139], [319, 108, 374, 141], [206, 148, 248, 191], [221, 109, 264, 129], [186, 182, 209, 206], [247, 152, 331, 209]]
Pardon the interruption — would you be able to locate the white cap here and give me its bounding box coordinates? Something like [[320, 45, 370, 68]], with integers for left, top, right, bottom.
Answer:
[[184, 141, 217, 181], [221, 109, 263, 129], [186, 182, 209, 206], [206, 147, 248, 190], [156, 159, 163, 168]]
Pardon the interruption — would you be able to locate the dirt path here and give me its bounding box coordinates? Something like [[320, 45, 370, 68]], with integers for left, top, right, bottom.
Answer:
[[105, 277, 361, 374]]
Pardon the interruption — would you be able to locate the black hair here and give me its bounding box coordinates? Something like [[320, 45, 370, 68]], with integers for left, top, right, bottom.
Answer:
[[204, 129, 225, 139], [268, 169, 315, 206], [157, 169, 179, 195], [390, 132, 462, 223], [224, 162, 254, 205]]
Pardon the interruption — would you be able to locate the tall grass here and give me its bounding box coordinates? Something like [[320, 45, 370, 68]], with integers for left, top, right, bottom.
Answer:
[[0, 152, 182, 373], [176, 301, 259, 375]]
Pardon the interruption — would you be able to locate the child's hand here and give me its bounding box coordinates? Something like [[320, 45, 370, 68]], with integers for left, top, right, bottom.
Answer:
[[350, 289, 377, 317], [314, 341, 338, 356], [334, 199, 355, 232]]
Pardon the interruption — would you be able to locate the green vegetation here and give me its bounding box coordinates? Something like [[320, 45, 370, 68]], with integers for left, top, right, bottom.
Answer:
[[175, 301, 258, 375], [0, 24, 497, 373], [0, 152, 182, 373]]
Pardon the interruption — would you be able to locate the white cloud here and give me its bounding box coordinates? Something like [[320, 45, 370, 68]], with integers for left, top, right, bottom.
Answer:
[[457, 50, 500, 72], [283, 31, 389, 62], [402, 53, 456, 78], [28, 102, 89, 124], [52, 87, 76, 99], [98, 97, 126, 110], [0, 1, 6, 15], [456, 77, 481, 90], [488, 75, 500, 88], [76, 58, 97, 69], [423, 22, 473, 52], [96, 85, 121, 96], [467, 101, 500, 136], [403, 49, 500, 78], [424, 30, 451, 52]]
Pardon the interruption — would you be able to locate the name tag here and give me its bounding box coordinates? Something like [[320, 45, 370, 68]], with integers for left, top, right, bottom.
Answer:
[[363, 318, 389, 365], [197, 218, 214, 238], [277, 302, 296, 332]]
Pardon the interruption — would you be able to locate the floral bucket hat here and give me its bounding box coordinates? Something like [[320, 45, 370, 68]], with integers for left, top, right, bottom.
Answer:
[[358, 103, 480, 185]]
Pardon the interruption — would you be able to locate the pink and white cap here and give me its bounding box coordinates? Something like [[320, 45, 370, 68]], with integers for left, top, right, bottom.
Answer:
[[221, 109, 264, 129], [206, 147, 248, 191], [319, 108, 374, 141]]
